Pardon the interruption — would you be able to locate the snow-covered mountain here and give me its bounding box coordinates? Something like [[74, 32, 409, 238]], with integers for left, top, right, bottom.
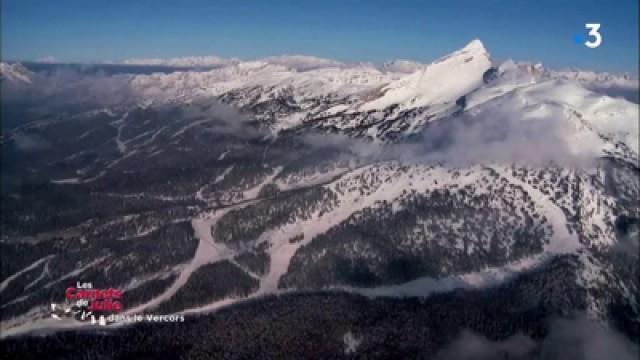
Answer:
[[360, 39, 491, 110], [549, 68, 638, 87], [0, 62, 33, 86], [1, 39, 638, 352], [84, 39, 632, 152]]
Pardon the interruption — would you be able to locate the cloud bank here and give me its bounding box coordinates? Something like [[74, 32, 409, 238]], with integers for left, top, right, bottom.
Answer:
[[305, 107, 596, 168], [435, 315, 638, 360]]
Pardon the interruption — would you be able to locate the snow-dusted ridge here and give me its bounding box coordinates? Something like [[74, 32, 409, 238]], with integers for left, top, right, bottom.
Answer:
[[104, 39, 638, 152], [119, 55, 240, 68]]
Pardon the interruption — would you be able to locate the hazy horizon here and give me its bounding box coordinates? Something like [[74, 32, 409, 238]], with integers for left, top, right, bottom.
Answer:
[[2, 0, 638, 73]]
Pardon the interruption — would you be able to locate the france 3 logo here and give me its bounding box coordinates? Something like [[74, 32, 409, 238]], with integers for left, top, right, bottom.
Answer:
[[575, 23, 602, 48]]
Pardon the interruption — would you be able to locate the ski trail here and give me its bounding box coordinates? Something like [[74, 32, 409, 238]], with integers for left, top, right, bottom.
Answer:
[[495, 166, 581, 253], [259, 165, 417, 294], [0, 255, 55, 293], [195, 165, 235, 201], [112, 112, 129, 154], [24, 258, 52, 291], [218, 149, 231, 160], [242, 166, 283, 200], [124, 209, 238, 314]]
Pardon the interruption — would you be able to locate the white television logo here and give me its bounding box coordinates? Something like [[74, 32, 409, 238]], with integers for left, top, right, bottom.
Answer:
[[584, 23, 602, 48]]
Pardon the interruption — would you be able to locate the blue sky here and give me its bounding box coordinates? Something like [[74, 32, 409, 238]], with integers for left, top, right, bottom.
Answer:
[[2, 0, 638, 72]]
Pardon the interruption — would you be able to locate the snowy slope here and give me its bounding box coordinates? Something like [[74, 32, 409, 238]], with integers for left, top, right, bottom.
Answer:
[[0, 62, 33, 85], [466, 77, 639, 159], [359, 39, 491, 111]]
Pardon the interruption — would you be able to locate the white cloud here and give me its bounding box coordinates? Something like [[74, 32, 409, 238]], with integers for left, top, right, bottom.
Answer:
[[37, 56, 58, 63]]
